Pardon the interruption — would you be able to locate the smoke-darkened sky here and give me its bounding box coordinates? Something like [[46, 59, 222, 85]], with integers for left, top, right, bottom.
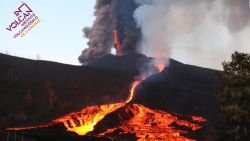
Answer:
[[80, 0, 250, 69], [134, 0, 250, 69], [1, 0, 250, 70]]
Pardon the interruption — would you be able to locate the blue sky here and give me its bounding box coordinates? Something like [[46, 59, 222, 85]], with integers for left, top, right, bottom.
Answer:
[[0, 0, 95, 65]]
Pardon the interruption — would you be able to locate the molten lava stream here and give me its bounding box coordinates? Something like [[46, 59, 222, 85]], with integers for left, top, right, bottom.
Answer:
[[5, 64, 207, 141], [52, 80, 140, 135], [98, 104, 207, 141], [5, 80, 141, 136]]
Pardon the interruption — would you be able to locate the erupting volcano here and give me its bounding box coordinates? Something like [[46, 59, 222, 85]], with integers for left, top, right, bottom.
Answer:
[[5, 63, 207, 141], [3, 0, 249, 140]]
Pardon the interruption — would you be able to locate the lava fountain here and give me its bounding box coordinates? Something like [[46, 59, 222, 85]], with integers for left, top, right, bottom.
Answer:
[[113, 29, 121, 56]]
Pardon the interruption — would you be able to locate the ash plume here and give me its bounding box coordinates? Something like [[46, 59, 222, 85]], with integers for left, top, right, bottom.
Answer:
[[79, 0, 141, 65], [134, 0, 250, 69], [79, 0, 250, 69]]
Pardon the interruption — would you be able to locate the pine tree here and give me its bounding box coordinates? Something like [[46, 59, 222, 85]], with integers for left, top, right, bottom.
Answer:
[[218, 52, 250, 141]]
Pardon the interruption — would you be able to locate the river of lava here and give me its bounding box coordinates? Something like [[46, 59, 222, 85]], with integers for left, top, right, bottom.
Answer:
[[5, 66, 208, 140], [5, 81, 141, 136], [98, 104, 207, 141]]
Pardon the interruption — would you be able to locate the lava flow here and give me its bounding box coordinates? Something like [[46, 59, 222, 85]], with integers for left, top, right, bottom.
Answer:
[[5, 63, 207, 140], [98, 104, 207, 141], [6, 80, 141, 136], [54, 80, 141, 135]]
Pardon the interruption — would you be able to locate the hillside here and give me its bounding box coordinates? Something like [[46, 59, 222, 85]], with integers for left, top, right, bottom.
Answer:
[[0, 53, 220, 140]]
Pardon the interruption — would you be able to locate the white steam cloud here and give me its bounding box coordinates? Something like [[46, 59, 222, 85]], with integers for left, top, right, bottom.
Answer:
[[134, 0, 250, 70]]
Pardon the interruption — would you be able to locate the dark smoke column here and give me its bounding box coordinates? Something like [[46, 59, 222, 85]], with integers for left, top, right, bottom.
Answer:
[[78, 0, 141, 65]]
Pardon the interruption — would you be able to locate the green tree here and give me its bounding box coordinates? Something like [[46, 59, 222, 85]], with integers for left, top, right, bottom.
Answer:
[[217, 52, 250, 141]]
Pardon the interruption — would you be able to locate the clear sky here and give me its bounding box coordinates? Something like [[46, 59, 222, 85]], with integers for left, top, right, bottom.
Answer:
[[0, 0, 95, 65]]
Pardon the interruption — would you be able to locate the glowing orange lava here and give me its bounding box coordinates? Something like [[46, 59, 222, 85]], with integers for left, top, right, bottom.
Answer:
[[5, 63, 208, 141], [98, 104, 206, 141], [55, 81, 140, 135], [113, 30, 121, 55], [6, 80, 141, 136], [157, 63, 165, 72], [192, 116, 207, 123]]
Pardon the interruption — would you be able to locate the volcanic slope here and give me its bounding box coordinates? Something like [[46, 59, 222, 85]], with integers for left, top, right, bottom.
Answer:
[[0, 53, 219, 140]]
